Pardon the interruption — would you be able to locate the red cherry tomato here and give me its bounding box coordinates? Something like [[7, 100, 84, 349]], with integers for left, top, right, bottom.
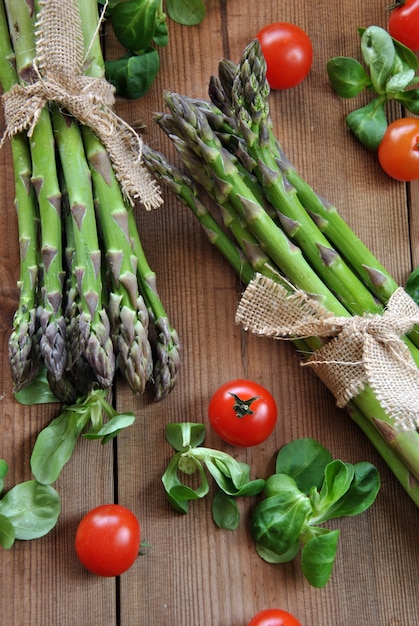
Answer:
[[208, 379, 277, 447], [388, 0, 419, 52], [256, 22, 313, 90], [75, 504, 141, 577], [378, 118, 419, 181], [248, 608, 303, 626]]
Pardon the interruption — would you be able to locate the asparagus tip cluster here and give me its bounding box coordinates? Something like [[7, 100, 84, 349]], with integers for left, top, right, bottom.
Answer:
[[1, 0, 180, 403]]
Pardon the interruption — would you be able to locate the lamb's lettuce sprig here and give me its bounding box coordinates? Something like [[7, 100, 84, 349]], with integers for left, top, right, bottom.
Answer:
[[101, 0, 205, 99], [162, 422, 265, 529], [327, 25, 419, 149], [30, 389, 135, 486], [250, 438, 380, 588], [0, 460, 60, 549]]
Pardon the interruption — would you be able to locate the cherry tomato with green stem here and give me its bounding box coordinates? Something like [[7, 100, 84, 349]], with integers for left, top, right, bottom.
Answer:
[[256, 22, 313, 90], [208, 379, 278, 447], [247, 608, 303, 626], [388, 0, 419, 52], [75, 504, 141, 577], [378, 118, 419, 181]]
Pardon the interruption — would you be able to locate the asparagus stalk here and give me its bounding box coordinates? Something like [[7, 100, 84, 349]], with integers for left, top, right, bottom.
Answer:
[[278, 151, 405, 303], [58, 175, 96, 401], [7, 133, 43, 390], [4, 0, 67, 382], [143, 135, 278, 280], [141, 145, 255, 284], [50, 104, 115, 389], [126, 209, 181, 400], [0, 4, 42, 390], [81, 125, 153, 394], [77, 0, 181, 400]]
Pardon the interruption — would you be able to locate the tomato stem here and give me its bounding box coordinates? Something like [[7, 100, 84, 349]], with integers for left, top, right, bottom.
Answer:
[[386, 1, 405, 10], [229, 392, 261, 418]]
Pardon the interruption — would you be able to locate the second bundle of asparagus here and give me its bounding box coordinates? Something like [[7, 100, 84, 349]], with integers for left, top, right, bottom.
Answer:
[[143, 40, 419, 506]]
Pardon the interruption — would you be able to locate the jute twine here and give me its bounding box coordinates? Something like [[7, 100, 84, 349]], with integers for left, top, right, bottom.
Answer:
[[235, 273, 419, 430], [0, 0, 162, 210]]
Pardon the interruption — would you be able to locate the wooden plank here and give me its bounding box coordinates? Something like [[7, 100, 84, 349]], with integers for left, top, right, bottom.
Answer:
[[0, 40, 116, 626]]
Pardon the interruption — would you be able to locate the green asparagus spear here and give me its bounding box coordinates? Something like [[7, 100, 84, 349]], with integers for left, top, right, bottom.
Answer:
[[77, 0, 181, 400], [142, 144, 254, 284], [50, 106, 115, 389], [3, 0, 67, 381], [7, 134, 43, 390], [126, 210, 181, 401], [81, 125, 153, 394], [0, 2, 42, 390], [59, 176, 96, 401]]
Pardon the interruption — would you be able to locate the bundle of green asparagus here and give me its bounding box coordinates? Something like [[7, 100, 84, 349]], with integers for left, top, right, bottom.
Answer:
[[144, 40, 419, 506], [0, 0, 180, 404]]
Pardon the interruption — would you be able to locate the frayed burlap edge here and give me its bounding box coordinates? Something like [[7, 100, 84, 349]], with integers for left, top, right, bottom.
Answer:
[[236, 273, 419, 430], [0, 0, 162, 210]]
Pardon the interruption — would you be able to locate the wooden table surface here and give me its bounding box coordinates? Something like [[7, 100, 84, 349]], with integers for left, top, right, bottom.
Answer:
[[1, 1, 419, 625]]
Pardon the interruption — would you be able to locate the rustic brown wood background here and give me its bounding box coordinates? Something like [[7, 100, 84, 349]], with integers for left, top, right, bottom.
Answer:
[[1, 1, 418, 624]]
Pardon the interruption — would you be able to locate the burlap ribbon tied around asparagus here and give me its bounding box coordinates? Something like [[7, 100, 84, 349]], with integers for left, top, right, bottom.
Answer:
[[236, 273, 419, 430], [0, 0, 161, 210]]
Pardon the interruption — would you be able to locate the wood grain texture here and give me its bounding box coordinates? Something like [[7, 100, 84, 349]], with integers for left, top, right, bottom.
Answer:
[[1, 1, 419, 625]]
